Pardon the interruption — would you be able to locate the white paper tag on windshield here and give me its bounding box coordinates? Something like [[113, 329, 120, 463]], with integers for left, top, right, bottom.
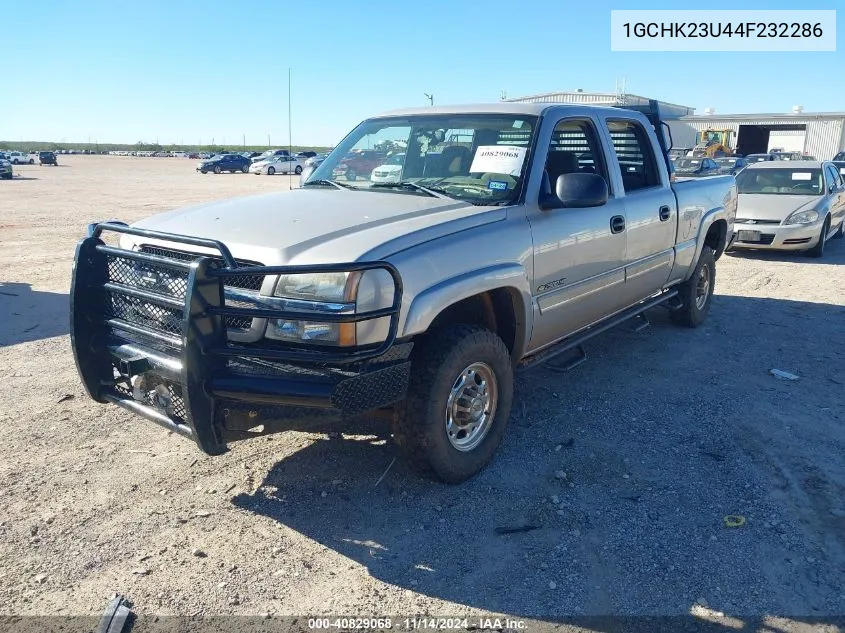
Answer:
[[791, 172, 812, 180], [840, 168, 845, 175], [469, 145, 526, 176]]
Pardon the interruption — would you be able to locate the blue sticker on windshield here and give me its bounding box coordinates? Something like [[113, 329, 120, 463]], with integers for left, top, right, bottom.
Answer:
[[488, 180, 508, 191]]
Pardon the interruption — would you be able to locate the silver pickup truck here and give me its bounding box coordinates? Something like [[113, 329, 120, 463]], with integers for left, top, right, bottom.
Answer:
[[70, 101, 737, 483]]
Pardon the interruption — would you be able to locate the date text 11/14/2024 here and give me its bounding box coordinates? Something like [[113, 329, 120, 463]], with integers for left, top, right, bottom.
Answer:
[[307, 617, 528, 630]]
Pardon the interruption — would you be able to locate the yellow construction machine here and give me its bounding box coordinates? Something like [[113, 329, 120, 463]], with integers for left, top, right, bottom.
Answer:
[[692, 129, 735, 157]]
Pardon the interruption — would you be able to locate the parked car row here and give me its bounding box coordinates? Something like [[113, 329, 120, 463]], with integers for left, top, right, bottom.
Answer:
[[196, 149, 323, 175], [0, 151, 58, 166]]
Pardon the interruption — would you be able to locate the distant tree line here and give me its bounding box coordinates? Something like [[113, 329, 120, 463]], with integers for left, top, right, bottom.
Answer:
[[0, 141, 332, 154]]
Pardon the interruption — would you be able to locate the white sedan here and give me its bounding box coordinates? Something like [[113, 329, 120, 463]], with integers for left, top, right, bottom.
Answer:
[[251, 155, 304, 175]]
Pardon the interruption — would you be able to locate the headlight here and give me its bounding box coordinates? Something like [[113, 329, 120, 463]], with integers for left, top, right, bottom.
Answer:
[[783, 209, 819, 225], [264, 270, 394, 347]]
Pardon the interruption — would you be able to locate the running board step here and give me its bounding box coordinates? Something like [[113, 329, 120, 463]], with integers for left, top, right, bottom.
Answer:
[[516, 289, 678, 374], [629, 312, 651, 332], [544, 345, 587, 373]]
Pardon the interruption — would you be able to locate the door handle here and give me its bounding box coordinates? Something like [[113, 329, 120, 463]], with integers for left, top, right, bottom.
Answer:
[[659, 205, 671, 221], [610, 215, 626, 234]]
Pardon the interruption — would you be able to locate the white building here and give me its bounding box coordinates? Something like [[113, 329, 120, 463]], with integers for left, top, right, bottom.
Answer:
[[666, 108, 845, 160], [505, 90, 695, 119]]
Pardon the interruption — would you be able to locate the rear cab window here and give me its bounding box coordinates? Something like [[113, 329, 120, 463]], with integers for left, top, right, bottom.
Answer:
[[604, 119, 662, 194]]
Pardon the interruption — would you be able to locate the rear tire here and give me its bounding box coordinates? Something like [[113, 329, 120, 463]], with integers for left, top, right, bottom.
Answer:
[[671, 247, 715, 328], [391, 325, 514, 484], [28, 159, 34, 164], [295, 165, 303, 175], [241, 164, 249, 173], [346, 169, 356, 181], [213, 166, 221, 174], [806, 217, 829, 258]]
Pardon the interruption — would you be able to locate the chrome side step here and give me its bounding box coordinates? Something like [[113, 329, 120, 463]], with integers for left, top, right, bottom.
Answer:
[[517, 289, 678, 374]]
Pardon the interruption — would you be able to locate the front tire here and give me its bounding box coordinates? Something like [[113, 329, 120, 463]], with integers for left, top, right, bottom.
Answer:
[[295, 165, 303, 175], [346, 169, 357, 181], [241, 164, 249, 173], [672, 247, 715, 328], [831, 218, 844, 240], [213, 166, 222, 174], [267, 166, 275, 175], [28, 159, 34, 164], [391, 325, 514, 484], [806, 217, 830, 258]]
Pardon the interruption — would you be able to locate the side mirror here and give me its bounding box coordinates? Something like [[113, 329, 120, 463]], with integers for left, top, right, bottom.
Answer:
[[541, 172, 608, 210], [829, 184, 836, 193]]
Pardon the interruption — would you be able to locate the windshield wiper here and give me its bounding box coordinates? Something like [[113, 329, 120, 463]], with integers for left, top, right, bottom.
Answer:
[[301, 179, 355, 190], [369, 181, 455, 199]]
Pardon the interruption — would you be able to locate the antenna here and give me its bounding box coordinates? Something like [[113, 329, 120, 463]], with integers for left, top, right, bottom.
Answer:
[[288, 67, 293, 190], [500, 89, 507, 101], [424, 93, 434, 107]]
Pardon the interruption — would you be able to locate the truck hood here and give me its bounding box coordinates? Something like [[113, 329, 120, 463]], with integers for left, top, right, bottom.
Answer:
[[128, 188, 505, 265], [736, 193, 820, 222]]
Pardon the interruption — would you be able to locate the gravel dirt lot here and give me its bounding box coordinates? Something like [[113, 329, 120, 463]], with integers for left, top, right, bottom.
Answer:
[[1, 156, 843, 631]]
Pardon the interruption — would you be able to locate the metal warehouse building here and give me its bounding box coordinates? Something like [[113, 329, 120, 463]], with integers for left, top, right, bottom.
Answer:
[[666, 110, 845, 160], [505, 90, 695, 119]]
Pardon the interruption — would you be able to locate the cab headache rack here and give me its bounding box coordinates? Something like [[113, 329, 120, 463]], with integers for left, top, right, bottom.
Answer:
[[70, 222, 408, 455], [612, 98, 675, 178]]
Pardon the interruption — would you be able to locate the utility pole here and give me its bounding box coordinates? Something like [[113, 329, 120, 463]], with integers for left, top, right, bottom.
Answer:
[[267, 134, 270, 148], [424, 93, 434, 106], [288, 67, 292, 155], [288, 67, 293, 190], [243, 133, 246, 149]]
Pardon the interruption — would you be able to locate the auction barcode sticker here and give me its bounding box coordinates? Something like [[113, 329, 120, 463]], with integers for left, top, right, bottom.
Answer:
[[610, 10, 836, 51]]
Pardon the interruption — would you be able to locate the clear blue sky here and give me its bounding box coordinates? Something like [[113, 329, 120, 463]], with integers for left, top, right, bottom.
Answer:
[[3, 0, 841, 147]]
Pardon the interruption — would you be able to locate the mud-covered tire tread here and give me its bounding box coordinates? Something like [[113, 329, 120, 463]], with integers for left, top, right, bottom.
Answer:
[[671, 247, 715, 328], [391, 325, 513, 484]]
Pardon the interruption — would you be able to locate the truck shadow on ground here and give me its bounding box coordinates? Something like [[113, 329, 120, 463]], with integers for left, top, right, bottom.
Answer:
[[232, 294, 845, 625], [0, 282, 69, 346], [726, 236, 845, 265]]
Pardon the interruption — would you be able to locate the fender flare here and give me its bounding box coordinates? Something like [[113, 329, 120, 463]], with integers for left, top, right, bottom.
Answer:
[[685, 207, 729, 281], [400, 263, 533, 358]]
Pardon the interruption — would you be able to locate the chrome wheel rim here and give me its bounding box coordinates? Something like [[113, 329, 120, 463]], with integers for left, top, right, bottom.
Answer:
[[445, 362, 498, 452], [695, 264, 711, 311]]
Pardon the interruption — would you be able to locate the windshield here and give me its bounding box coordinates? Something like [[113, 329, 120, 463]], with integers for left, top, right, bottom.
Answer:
[[673, 158, 703, 171], [306, 113, 538, 205], [736, 168, 823, 195], [382, 153, 405, 166]]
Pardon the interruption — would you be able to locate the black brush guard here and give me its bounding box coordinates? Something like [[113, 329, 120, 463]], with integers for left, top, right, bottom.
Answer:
[[70, 222, 410, 455]]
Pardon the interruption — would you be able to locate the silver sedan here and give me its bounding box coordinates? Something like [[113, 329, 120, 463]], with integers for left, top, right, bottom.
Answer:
[[729, 161, 845, 258]]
